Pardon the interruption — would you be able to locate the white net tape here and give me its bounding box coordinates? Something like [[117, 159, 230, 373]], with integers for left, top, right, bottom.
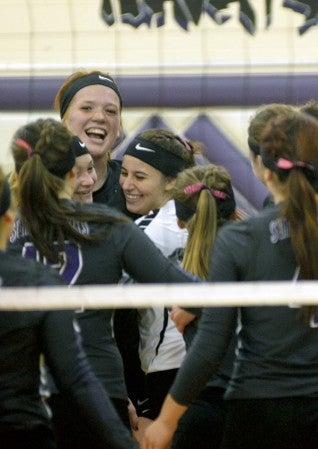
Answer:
[[1, 281, 318, 310]]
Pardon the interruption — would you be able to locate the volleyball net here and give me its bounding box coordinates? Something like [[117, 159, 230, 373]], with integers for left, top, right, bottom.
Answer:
[[1, 281, 318, 311]]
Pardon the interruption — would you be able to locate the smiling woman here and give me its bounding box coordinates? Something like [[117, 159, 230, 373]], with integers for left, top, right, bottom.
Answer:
[[71, 136, 97, 204], [54, 70, 135, 217], [116, 128, 199, 444]]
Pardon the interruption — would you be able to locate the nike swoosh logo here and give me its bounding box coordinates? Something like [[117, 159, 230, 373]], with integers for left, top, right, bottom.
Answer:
[[135, 143, 155, 152], [137, 398, 149, 406], [79, 141, 86, 148], [99, 75, 112, 82]]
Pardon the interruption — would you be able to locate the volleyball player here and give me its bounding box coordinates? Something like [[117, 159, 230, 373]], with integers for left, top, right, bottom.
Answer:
[[170, 163, 238, 449], [118, 129, 198, 443], [54, 69, 137, 217], [72, 135, 97, 203], [8, 118, 197, 449], [143, 112, 318, 449], [0, 166, 138, 449]]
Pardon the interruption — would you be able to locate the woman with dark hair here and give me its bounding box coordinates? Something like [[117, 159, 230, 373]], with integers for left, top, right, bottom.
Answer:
[[0, 166, 138, 449], [117, 129, 198, 443], [143, 112, 318, 449], [10, 121, 97, 205], [8, 118, 197, 449]]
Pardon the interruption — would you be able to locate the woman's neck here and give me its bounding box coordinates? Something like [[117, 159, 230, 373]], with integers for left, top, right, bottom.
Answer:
[[93, 158, 109, 192], [265, 174, 286, 205]]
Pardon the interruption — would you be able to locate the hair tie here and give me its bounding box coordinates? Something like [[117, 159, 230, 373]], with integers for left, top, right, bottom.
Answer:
[[15, 138, 33, 158], [175, 135, 193, 153], [276, 157, 316, 172], [184, 183, 228, 200], [184, 183, 205, 195]]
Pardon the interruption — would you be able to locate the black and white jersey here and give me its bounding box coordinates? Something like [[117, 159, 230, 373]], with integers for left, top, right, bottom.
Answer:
[[169, 204, 318, 405], [135, 200, 188, 373]]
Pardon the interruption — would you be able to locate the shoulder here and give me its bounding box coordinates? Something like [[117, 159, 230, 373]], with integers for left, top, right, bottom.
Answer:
[[218, 204, 280, 242], [0, 251, 65, 287], [72, 201, 128, 220], [212, 205, 280, 264]]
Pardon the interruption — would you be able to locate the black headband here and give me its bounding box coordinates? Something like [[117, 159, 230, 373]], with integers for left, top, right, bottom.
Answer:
[[71, 136, 90, 157], [36, 144, 76, 179], [174, 201, 196, 221], [59, 73, 122, 118], [174, 183, 236, 222], [124, 137, 187, 177], [0, 178, 11, 216]]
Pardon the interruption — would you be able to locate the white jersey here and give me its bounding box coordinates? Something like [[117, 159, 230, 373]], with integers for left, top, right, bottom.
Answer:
[[135, 200, 188, 373]]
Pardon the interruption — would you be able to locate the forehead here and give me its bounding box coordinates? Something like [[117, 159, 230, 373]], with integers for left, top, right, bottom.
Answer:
[[75, 154, 93, 169], [71, 84, 121, 108], [122, 155, 162, 176]]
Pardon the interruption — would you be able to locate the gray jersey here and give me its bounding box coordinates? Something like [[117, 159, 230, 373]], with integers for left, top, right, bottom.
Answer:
[[170, 204, 318, 405]]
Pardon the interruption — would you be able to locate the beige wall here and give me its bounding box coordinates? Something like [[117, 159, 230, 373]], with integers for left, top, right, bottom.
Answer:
[[1, 0, 317, 173]]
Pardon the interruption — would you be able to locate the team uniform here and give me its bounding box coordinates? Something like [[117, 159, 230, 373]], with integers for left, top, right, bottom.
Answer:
[[120, 200, 189, 419], [8, 200, 195, 446], [136, 200, 188, 372], [169, 240, 235, 449], [126, 201, 187, 420], [169, 203, 318, 449], [93, 157, 141, 408], [0, 251, 137, 449]]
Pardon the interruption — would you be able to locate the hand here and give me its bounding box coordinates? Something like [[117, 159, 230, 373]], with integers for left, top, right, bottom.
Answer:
[[141, 418, 173, 449], [170, 306, 196, 333], [133, 416, 153, 446], [141, 394, 186, 449], [128, 398, 139, 432]]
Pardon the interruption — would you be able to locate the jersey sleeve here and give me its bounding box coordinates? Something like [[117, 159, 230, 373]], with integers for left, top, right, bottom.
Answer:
[[34, 263, 67, 286], [169, 306, 237, 405], [40, 310, 137, 449], [115, 222, 198, 284]]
